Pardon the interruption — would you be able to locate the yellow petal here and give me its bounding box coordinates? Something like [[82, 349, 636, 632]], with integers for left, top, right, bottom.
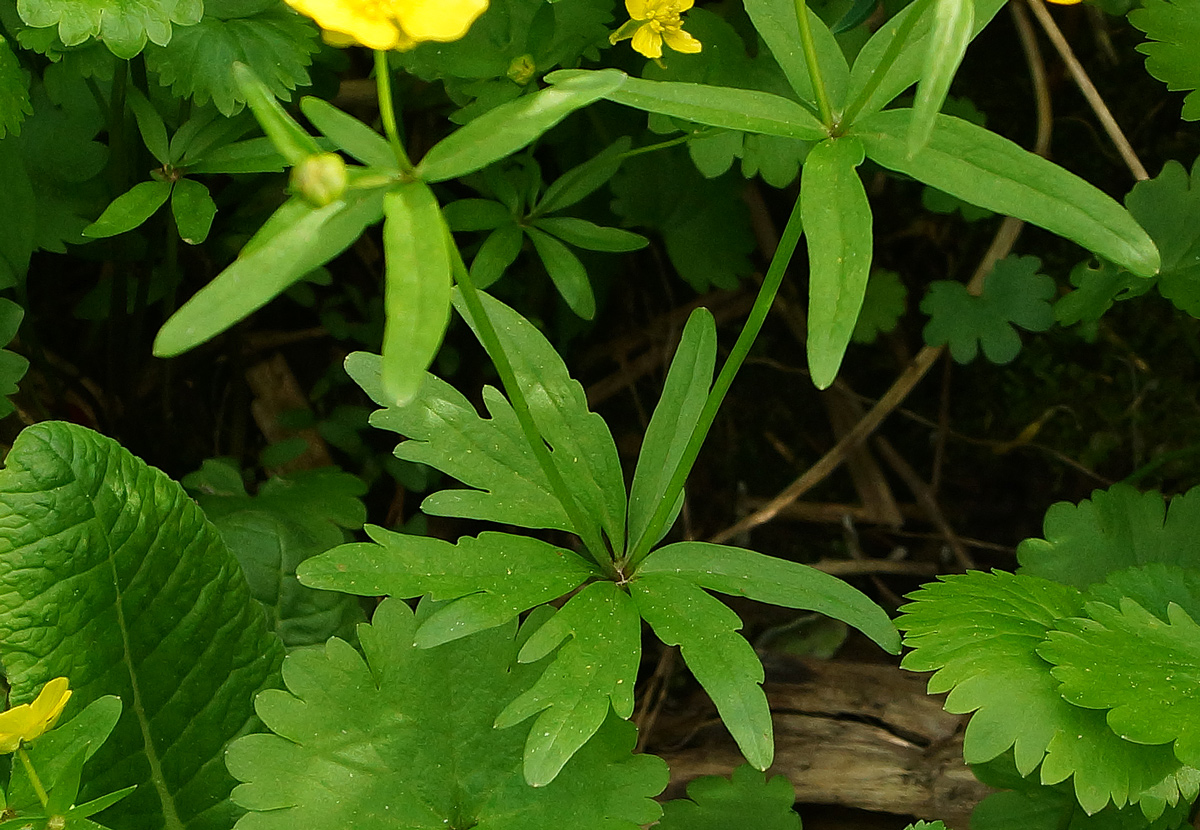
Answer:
[[1042, 0, 1082, 4], [626, 0, 650, 20], [674, 0, 696, 11], [286, 0, 404, 49], [631, 24, 663, 59], [393, 0, 489, 42], [662, 26, 702, 54], [0, 678, 71, 753]]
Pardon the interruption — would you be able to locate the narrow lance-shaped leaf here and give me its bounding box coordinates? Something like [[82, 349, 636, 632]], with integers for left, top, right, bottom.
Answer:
[[632, 574, 774, 770], [82, 180, 172, 239], [299, 97, 397, 170], [154, 189, 386, 357], [495, 582, 642, 786], [125, 86, 169, 165], [638, 541, 900, 654], [381, 182, 453, 406], [0, 421, 284, 830], [526, 225, 595, 319], [908, 0, 974, 155], [533, 137, 631, 217], [628, 307, 716, 553], [417, 70, 627, 183], [232, 62, 320, 166], [852, 110, 1160, 277], [298, 526, 597, 648], [546, 70, 829, 141], [801, 136, 873, 389]]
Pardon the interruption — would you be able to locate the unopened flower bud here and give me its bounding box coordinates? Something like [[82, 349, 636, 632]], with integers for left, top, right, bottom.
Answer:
[[292, 152, 348, 208], [507, 54, 537, 86]]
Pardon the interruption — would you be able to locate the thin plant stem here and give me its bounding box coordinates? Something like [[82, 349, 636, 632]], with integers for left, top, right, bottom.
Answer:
[[841, 0, 932, 126], [373, 50, 415, 176], [18, 747, 49, 808], [794, 0, 834, 129], [619, 128, 723, 161], [626, 194, 807, 568], [449, 243, 619, 578]]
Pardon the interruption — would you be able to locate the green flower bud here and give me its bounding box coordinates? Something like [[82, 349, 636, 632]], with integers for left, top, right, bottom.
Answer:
[[291, 152, 348, 207], [507, 54, 537, 86]]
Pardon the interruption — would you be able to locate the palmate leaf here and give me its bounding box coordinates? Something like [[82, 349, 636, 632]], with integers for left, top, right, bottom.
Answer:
[[15, 0, 202, 59], [1017, 484, 1200, 590], [1124, 158, 1200, 317], [656, 765, 800, 830], [144, 4, 318, 116], [226, 598, 668, 830], [0, 421, 284, 830], [971, 784, 1194, 830], [298, 527, 597, 649], [631, 574, 773, 770], [1054, 259, 1152, 329], [185, 461, 367, 649], [920, 255, 1055, 364], [453, 290, 627, 551], [898, 570, 1197, 816], [0, 297, 29, 418], [852, 269, 908, 344], [0, 36, 32, 138], [1128, 0, 1200, 121], [853, 110, 1160, 277], [497, 582, 642, 786], [344, 352, 572, 532]]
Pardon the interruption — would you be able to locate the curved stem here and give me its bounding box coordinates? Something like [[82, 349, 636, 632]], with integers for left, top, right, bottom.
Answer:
[[794, 0, 834, 128], [449, 243, 619, 578], [373, 50, 415, 175], [626, 194, 807, 568]]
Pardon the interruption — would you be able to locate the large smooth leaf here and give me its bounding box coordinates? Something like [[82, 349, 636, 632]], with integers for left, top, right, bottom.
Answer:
[[638, 542, 900, 654], [800, 136, 872, 389], [417, 70, 626, 183], [495, 582, 642, 786], [154, 189, 386, 356], [632, 574, 773, 770], [298, 527, 597, 648], [453, 290, 627, 553], [627, 307, 716, 553], [343, 351, 573, 532], [226, 599, 667, 830], [853, 110, 1160, 277], [381, 182, 453, 406], [548, 71, 828, 141], [0, 421, 284, 830], [909, 0, 974, 154], [743, 0, 849, 110]]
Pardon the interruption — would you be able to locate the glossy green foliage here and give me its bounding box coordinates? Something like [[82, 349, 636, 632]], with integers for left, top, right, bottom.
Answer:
[[801, 136, 872, 388], [0, 421, 285, 830], [0, 36, 31, 137], [656, 765, 800, 830], [909, 0, 973, 154], [921, 255, 1055, 364], [1017, 484, 1200, 589], [226, 599, 668, 829], [184, 460, 368, 649], [1128, 0, 1200, 120], [1054, 259, 1152, 331], [1124, 158, 1200, 316], [13, 0, 201, 59], [899, 569, 1198, 817]]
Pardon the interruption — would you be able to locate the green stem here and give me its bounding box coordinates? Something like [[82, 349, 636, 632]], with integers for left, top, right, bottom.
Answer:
[[841, 0, 931, 126], [373, 50, 415, 175], [18, 747, 48, 808], [618, 128, 723, 161], [794, 0, 835, 129], [449, 244, 619, 579], [626, 194, 807, 568]]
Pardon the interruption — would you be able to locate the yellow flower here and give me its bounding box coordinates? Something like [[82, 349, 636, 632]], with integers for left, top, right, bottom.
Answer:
[[285, 0, 489, 51], [610, 0, 702, 60], [0, 678, 71, 753], [1043, 0, 1082, 4]]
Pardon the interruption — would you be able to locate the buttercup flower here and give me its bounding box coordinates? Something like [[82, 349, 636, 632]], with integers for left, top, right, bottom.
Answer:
[[1043, 0, 1082, 4], [284, 0, 489, 51], [610, 0, 702, 60], [0, 678, 71, 753]]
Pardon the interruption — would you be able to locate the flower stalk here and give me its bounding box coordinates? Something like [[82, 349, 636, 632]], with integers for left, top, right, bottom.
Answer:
[[794, 0, 835, 130]]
